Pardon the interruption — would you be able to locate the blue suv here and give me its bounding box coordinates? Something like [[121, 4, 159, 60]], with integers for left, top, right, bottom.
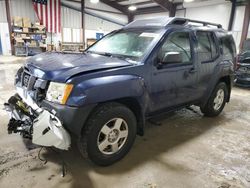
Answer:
[[5, 18, 236, 166]]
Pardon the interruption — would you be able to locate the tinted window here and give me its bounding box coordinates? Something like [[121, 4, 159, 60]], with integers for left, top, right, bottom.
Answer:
[[197, 31, 218, 62], [159, 32, 192, 64], [221, 35, 236, 60]]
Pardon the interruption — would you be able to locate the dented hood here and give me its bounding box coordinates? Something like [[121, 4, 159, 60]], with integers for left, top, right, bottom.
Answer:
[[25, 52, 132, 82]]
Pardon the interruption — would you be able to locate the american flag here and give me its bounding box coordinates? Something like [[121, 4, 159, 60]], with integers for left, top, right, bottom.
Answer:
[[32, 0, 61, 33]]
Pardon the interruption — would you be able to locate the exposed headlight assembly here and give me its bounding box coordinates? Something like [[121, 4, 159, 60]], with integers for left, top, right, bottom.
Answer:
[[46, 82, 73, 104]]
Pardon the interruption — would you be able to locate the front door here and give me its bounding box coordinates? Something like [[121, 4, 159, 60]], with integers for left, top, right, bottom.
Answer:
[[149, 30, 199, 112]]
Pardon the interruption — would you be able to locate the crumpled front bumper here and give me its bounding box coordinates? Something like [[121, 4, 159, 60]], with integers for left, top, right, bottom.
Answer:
[[5, 86, 71, 150]]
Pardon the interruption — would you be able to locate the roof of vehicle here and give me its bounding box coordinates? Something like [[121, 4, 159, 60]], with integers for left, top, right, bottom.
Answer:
[[124, 17, 226, 32]]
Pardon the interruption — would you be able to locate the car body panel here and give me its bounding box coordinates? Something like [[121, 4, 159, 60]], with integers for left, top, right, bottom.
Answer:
[[5, 18, 236, 145], [236, 42, 250, 87], [25, 52, 133, 82]]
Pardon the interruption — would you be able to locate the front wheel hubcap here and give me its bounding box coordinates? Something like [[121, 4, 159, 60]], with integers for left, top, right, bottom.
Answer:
[[213, 89, 225, 111], [97, 118, 128, 155]]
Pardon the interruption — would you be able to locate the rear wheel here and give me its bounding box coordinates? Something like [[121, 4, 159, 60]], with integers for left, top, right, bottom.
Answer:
[[201, 82, 228, 117], [78, 102, 137, 166]]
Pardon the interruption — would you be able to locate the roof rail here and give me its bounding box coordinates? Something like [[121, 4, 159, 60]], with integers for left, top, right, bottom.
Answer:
[[123, 17, 222, 29], [168, 18, 222, 29]]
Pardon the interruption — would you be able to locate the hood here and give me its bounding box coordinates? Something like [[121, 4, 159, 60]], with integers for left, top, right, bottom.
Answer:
[[25, 52, 132, 82]]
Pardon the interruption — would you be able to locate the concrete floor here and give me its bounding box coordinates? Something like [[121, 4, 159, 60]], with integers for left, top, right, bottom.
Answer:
[[0, 56, 249, 188]]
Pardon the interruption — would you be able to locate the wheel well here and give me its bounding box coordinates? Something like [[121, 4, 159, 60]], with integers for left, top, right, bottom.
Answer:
[[114, 98, 144, 136], [219, 75, 231, 102], [81, 98, 144, 137]]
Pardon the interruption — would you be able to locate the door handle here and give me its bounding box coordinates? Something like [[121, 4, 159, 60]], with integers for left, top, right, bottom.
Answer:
[[189, 68, 197, 74]]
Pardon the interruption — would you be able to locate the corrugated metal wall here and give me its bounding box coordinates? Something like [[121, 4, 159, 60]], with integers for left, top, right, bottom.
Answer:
[[10, 0, 37, 22], [0, 0, 122, 32], [62, 6, 81, 29], [62, 7, 122, 31], [0, 1, 7, 22]]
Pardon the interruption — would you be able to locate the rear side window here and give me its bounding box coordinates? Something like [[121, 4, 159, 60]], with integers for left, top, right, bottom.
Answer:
[[196, 31, 218, 62], [221, 35, 236, 60]]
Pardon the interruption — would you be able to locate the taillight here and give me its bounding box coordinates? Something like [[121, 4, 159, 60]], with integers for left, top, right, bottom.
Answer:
[[235, 55, 240, 70]]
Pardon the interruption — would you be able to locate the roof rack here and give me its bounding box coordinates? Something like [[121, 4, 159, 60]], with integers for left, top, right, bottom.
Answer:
[[123, 17, 222, 29], [168, 18, 222, 29]]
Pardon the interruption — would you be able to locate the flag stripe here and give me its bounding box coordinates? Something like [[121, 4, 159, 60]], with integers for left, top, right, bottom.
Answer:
[[50, 0, 52, 33], [54, 1, 57, 33], [40, 4, 43, 25], [58, 0, 61, 33], [45, 3, 48, 32], [32, 0, 61, 33]]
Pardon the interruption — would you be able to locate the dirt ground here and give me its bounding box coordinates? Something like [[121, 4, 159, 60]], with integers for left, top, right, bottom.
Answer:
[[0, 57, 249, 188]]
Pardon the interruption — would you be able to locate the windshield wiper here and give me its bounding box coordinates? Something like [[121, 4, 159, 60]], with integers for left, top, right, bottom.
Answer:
[[87, 51, 113, 57], [87, 51, 138, 64]]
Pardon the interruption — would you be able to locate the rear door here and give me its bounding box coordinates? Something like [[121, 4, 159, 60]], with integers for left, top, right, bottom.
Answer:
[[195, 31, 221, 98], [149, 29, 199, 112]]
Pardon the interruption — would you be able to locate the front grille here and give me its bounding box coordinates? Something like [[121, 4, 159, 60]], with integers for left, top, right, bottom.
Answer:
[[22, 71, 31, 88], [21, 70, 36, 91]]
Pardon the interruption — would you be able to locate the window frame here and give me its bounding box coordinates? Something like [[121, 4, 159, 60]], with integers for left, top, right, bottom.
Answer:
[[195, 31, 220, 64], [220, 35, 236, 61], [156, 30, 194, 68]]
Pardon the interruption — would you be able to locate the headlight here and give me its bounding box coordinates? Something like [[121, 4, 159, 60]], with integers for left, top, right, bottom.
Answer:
[[46, 82, 73, 104]]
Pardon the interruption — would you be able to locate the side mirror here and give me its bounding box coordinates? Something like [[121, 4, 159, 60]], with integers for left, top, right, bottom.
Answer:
[[161, 52, 182, 64]]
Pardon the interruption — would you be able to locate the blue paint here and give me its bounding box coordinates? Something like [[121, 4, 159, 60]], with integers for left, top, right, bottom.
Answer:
[[0, 34, 2, 55], [23, 17, 236, 136], [96, 33, 104, 40]]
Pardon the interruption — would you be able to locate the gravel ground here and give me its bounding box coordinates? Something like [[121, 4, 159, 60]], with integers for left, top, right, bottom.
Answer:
[[0, 59, 249, 188]]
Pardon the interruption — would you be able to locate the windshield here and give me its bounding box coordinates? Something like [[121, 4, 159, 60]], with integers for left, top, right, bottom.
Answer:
[[87, 29, 162, 63]]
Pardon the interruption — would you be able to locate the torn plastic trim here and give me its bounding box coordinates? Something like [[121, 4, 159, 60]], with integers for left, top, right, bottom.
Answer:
[[6, 86, 71, 150], [32, 110, 71, 150], [16, 86, 41, 113]]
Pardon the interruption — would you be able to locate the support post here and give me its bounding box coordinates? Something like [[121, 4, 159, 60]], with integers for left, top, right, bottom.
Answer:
[[5, 0, 14, 55], [239, 2, 250, 51], [128, 13, 134, 23], [81, 0, 85, 49], [169, 4, 176, 17], [228, 0, 236, 31]]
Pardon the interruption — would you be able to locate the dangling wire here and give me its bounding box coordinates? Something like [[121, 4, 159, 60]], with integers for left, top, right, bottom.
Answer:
[[49, 147, 67, 177], [38, 147, 47, 164], [37, 146, 67, 177]]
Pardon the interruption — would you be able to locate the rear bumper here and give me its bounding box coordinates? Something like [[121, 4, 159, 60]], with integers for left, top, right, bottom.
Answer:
[[235, 76, 250, 87]]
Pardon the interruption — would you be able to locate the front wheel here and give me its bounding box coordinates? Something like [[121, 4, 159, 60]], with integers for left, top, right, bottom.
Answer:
[[78, 103, 137, 166], [201, 82, 228, 117]]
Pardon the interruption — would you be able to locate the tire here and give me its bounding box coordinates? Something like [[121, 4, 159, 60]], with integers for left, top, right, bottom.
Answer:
[[78, 102, 137, 166], [201, 82, 228, 117]]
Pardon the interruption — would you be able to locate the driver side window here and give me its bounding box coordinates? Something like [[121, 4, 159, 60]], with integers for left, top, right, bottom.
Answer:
[[158, 32, 192, 65]]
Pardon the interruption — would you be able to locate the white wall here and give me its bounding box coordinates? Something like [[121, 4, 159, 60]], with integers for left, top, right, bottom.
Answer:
[[231, 6, 246, 49], [184, 2, 231, 29], [10, 0, 37, 22], [134, 12, 169, 20], [0, 23, 11, 55], [0, 1, 7, 22], [0, 0, 125, 53], [135, 1, 248, 51], [62, 6, 122, 31], [61, 0, 126, 29], [84, 0, 127, 25]]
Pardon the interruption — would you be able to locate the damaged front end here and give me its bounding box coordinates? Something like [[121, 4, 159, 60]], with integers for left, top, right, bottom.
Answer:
[[4, 67, 71, 150]]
